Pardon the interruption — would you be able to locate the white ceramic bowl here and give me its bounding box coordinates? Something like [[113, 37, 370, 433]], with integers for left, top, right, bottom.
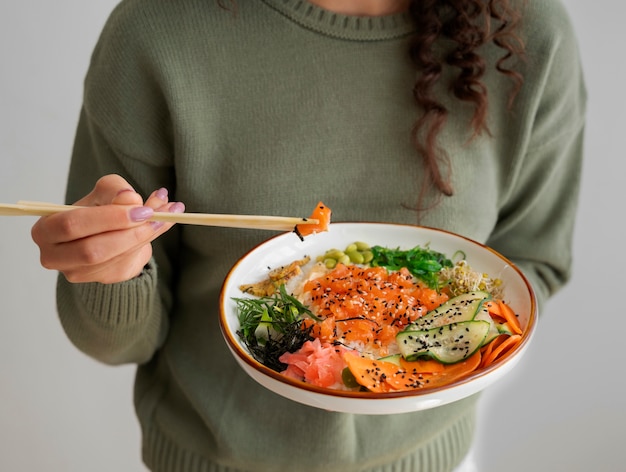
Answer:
[[219, 223, 537, 415]]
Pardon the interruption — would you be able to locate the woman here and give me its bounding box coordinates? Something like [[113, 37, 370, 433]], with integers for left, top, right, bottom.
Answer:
[[31, 0, 586, 470]]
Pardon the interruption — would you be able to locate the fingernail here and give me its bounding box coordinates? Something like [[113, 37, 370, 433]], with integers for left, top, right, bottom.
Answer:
[[155, 188, 168, 201], [169, 202, 185, 213], [130, 206, 154, 222]]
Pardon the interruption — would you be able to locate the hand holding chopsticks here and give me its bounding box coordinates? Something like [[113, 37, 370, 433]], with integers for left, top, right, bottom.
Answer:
[[0, 201, 318, 231], [15, 173, 326, 284]]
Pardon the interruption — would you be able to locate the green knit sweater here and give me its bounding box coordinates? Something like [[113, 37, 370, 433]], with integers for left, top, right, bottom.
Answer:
[[57, 1, 586, 471]]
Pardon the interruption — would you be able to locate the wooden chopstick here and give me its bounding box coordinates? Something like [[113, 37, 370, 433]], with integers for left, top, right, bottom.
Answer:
[[0, 201, 318, 231]]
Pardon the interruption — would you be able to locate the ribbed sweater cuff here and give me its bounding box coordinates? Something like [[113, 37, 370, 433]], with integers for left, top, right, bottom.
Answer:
[[58, 262, 158, 327], [55, 262, 163, 364]]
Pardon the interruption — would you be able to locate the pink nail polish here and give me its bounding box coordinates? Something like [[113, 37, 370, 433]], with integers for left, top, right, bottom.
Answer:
[[169, 202, 185, 213], [156, 188, 168, 201], [130, 206, 154, 222]]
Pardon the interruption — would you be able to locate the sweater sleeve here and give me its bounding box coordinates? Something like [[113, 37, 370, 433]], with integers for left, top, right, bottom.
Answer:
[[56, 110, 177, 365], [56, 262, 169, 365], [56, 3, 179, 365], [487, 0, 587, 309]]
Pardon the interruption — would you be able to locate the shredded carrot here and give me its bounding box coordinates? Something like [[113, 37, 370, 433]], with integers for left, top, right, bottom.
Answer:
[[400, 357, 446, 374], [481, 335, 522, 368], [421, 351, 482, 389], [497, 300, 523, 335], [480, 335, 506, 368], [480, 342, 495, 367], [485, 300, 501, 317]]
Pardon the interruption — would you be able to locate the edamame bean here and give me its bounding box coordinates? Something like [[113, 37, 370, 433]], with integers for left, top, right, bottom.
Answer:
[[316, 241, 373, 268], [355, 241, 370, 251], [346, 250, 364, 264], [325, 249, 345, 259], [345, 243, 358, 253], [361, 250, 374, 263], [338, 254, 351, 265], [324, 258, 337, 269]]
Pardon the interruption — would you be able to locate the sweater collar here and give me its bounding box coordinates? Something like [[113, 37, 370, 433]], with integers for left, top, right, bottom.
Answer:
[[260, 0, 416, 41]]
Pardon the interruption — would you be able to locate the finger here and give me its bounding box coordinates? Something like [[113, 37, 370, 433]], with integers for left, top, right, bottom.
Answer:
[[34, 204, 154, 245], [37, 202, 184, 274], [110, 188, 144, 206], [148, 201, 185, 232], [61, 243, 154, 284], [144, 187, 170, 210], [40, 221, 155, 273], [76, 174, 139, 207]]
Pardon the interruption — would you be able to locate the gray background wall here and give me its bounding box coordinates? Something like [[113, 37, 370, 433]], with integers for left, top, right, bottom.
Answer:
[[1, 1, 623, 471]]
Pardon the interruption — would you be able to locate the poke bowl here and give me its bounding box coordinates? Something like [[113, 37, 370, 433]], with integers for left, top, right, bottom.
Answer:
[[219, 223, 537, 415]]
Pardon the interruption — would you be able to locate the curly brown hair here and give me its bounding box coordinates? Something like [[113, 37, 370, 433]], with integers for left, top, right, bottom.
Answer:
[[408, 0, 526, 203]]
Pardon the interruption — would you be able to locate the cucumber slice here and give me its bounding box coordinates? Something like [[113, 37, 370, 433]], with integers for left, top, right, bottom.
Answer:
[[473, 306, 500, 346], [254, 309, 278, 342], [405, 291, 490, 331], [396, 320, 490, 364], [378, 354, 402, 366], [496, 322, 513, 335]]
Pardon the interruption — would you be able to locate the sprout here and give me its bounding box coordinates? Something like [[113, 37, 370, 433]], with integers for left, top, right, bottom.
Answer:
[[438, 260, 504, 299]]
